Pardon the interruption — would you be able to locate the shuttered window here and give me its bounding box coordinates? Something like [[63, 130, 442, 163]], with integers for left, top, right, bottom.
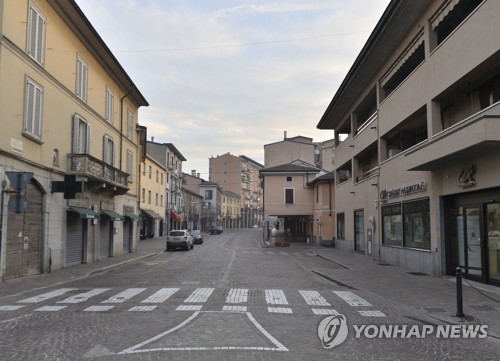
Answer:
[[28, 5, 45, 65], [72, 115, 91, 153], [76, 57, 88, 101], [24, 78, 43, 139]]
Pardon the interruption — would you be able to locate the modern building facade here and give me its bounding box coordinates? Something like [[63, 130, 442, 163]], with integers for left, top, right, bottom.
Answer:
[[317, 0, 500, 284], [139, 154, 166, 239], [0, 0, 148, 279], [209, 153, 264, 227]]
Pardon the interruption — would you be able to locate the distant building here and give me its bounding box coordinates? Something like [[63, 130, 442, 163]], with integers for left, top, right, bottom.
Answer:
[[221, 189, 241, 229], [209, 153, 264, 227], [139, 154, 166, 239], [199, 181, 223, 231]]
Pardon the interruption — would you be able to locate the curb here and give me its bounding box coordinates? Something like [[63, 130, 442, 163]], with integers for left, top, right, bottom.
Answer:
[[86, 252, 161, 277]]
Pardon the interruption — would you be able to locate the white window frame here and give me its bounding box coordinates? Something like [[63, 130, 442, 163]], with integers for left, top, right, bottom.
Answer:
[[72, 114, 91, 153], [127, 110, 134, 139], [27, 4, 46, 65], [126, 150, 133, 182], [103, 135, 115, 166], [105, 87, 114, 124], [76, 56, 88, 101], [24, 77, 43, 140]]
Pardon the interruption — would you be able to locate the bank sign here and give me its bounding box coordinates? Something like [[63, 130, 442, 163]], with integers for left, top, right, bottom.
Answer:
[[380, 181, 427, 202]]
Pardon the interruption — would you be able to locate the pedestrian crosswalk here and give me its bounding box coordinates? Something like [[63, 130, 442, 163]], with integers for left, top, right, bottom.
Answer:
[[0, 287, 386, 318]]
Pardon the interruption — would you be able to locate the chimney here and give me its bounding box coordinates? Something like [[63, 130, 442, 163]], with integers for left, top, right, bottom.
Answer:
[[284, 131, 287, 140], [191, 170, 196, 176], [197, 173, 200, 178]]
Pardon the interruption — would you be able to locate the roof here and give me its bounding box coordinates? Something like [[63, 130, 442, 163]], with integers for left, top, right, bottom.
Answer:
[[260, 160, 320, 174], [306, 172, 335, 186], [181, 187, 203, 199], [317, 0, 432, 129], [222, 189, 240, 198], [239, 155, 264, 169]]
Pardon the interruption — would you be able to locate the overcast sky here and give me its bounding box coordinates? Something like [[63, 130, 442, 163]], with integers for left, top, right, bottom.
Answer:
[[75, 0, 390, 178]]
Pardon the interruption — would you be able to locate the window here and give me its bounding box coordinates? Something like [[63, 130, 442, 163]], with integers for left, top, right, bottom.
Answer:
[[27, 4, 45, 65], [161, 173, 164, 185], [205, 190, 213, 200], [126, 151, 133, 182], [161, 195, 163, 207], [142, 188, 145, 203], [76, 57, 88, 101], [286, 176, 292, 182], [149, 166, 152, 179], [382, 203, 403, 246], [127, 110, 133, 139], [285, 188, 294, 204], [52, 149, 59, 166], [103, 136, 115, 166], [337, 213, 345, 240], [403, 199, 430, 250], [155, 193, 158, 206], [142, 162, 146, 176], [354, 210, 365, 252], [156, 170, 159, 182], [148, 191, 151, 204], [24, 78, 43, 140], [105, 87, 114, 124], [72, 115, 90, 153]]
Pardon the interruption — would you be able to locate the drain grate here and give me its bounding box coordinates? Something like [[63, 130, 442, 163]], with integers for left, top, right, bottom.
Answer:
[[407, 272, 428, 276]]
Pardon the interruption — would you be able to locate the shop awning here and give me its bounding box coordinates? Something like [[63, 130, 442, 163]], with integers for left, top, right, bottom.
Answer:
[[124, 213, 140, 222], [69, 207, 100, 219], [170, 211, 181, 222], [101, 210, 124, 221], [141, 209, 163, 219]]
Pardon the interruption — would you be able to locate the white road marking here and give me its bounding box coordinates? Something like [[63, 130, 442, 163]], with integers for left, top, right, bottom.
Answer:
[[312, 309, 338, 315], [0, 305, 25, 311], [18, 288, 78, 303], [299, 290, 331, 306], [265, 289, 288, 305], [176, 305, 203, 311], [183, 288, 214, 303], [358, 310, 386, 317], [34, 306, 67, 312], [84, 305, 114, 312], [141, 288, 179, 303], [222, 305, 247, 312], [101, 288, 147, 304], [333, 290, 372, 306], [129, 305, 157, 312], [225, 288, 248, 304], [267, 307, 293, 314], [57, 288, 110, 304]]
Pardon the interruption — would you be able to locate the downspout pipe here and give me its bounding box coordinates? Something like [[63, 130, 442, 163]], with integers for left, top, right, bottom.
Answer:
[[119, 86, 135, 171]]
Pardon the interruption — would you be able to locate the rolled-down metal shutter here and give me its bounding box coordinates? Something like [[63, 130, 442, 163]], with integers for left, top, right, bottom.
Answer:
[[123, 218, 132, 253], [99, 215, 111, 258], [66, 211, 85, 266]]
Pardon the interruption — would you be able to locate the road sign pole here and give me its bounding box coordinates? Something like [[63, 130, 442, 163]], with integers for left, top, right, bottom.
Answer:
[[0, 180, 6, 275]]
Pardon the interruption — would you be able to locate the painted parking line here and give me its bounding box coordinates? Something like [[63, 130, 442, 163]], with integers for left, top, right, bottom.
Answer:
[[183, 288, 214, 303], [333, 290, 372, 306], [265, 289, 288, 305], [225, 288, 248, 304], [141, 288, 179, 303], [101, 288, 147, 304], [267, 307, 293, 314], [17, 288, 78, 303], [299, 290, 331, 306], [57, 288, 110, 304]]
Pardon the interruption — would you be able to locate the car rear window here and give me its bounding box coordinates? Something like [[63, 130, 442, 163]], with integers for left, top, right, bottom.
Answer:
[[170, 231, 185, 236]]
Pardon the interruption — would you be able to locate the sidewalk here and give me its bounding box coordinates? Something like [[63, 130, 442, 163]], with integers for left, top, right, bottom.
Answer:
[[268, 228, 500, 339]]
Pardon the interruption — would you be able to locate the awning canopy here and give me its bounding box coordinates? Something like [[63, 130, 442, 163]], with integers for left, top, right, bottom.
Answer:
[[124, 213, 140, 222], [101, 210, 124, 221], [141, 209, 163, 219], [170, 211, 182, 222], [69, 206, 100, 219]]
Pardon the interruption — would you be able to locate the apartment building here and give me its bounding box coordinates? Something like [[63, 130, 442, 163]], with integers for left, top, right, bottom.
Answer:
[[221, 189, 241, 229], [317, 0, 500, 285], [199, 181, 222, 231], [144, 141, 186, 233], [180, 187, 203, 231], [139, 154, 166, 239], [209, 153, 263, 227], [0, 0, 148, 278]]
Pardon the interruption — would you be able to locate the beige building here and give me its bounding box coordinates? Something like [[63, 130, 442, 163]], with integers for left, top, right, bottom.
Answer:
[[139, 154, 166, 238], [318, 0, 500, 284], [264, 134, 335, 171], [209, 153, 263, 227], [181, 187, 203, 231], [221, 189, 241, 229], [0, 0, 148, 279]]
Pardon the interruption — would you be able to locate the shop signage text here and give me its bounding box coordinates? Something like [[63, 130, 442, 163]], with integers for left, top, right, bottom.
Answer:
[[380, 182, 427, 202]]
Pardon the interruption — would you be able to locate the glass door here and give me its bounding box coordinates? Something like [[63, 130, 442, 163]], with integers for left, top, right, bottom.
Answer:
[[487, 203, 500, 283]]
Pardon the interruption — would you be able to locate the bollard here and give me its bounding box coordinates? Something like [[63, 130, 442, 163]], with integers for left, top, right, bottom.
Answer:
[[455, 267, 465, 317]]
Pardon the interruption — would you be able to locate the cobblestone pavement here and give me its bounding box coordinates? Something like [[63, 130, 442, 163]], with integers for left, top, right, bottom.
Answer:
[[0, 229, 499, 360]]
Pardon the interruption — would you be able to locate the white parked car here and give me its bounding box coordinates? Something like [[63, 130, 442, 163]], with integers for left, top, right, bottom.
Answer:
[[166, 230, 193, 251]]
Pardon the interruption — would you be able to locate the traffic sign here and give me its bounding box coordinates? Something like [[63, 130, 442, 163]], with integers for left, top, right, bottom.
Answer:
[[6, 172, 33, 190], [8, 195, 29, 213]]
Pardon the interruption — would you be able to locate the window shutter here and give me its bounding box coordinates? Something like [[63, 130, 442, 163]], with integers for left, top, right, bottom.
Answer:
[[86, 123, 91, 153], [72, 115, 78, 153]]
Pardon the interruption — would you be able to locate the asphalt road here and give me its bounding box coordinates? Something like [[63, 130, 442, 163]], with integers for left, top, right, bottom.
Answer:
[[0, 229, 498, 360]]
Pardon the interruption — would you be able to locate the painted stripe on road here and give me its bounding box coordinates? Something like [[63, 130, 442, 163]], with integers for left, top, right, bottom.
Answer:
[[18, 288, 78, 303], [141, 288, 179, 303], [34, 306, 67, 312], [222, 305, 247, 312], [176, 305, 203, 311], [0, 305, 25, 311], [267, 307, 293, 314], [299, 290, 331, 306], [358, 310, 386, 317], [225, 288, 248, 304], [333, 291, 372, 306], [57, 288, 110, 304], [265, 289, 288, 305], [312, 309, 338, 315], [84, 305, 114, 312], [101, 288, 147, 304], [183, 288, 214, 303], [129, 306, 157, 312]]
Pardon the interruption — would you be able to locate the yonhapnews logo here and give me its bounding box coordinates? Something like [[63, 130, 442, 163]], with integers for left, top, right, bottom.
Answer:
[[317, 314, 488, 349]]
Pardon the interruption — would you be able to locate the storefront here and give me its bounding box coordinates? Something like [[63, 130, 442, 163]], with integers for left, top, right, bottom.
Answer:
[[444, 188, 500, 286]]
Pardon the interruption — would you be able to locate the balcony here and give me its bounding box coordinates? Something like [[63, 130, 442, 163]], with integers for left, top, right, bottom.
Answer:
[[68, 154, 129, 195]]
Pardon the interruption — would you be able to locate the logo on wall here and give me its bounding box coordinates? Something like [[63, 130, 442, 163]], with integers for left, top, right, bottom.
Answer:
[[459, 164, 476, 187]]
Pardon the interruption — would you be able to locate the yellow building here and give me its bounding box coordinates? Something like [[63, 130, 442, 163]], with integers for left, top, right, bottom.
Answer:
[[0, 0, 148, 279], [139, 155, 166, 238], [221, 189, 241, 229]]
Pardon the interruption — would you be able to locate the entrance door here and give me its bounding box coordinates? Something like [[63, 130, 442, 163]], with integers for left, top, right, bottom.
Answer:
[[487, 203, 500, 284], [450, 206, 482, 280]]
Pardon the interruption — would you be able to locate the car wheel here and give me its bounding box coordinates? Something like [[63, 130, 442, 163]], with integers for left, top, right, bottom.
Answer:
[[190, 243, 194, 249]]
